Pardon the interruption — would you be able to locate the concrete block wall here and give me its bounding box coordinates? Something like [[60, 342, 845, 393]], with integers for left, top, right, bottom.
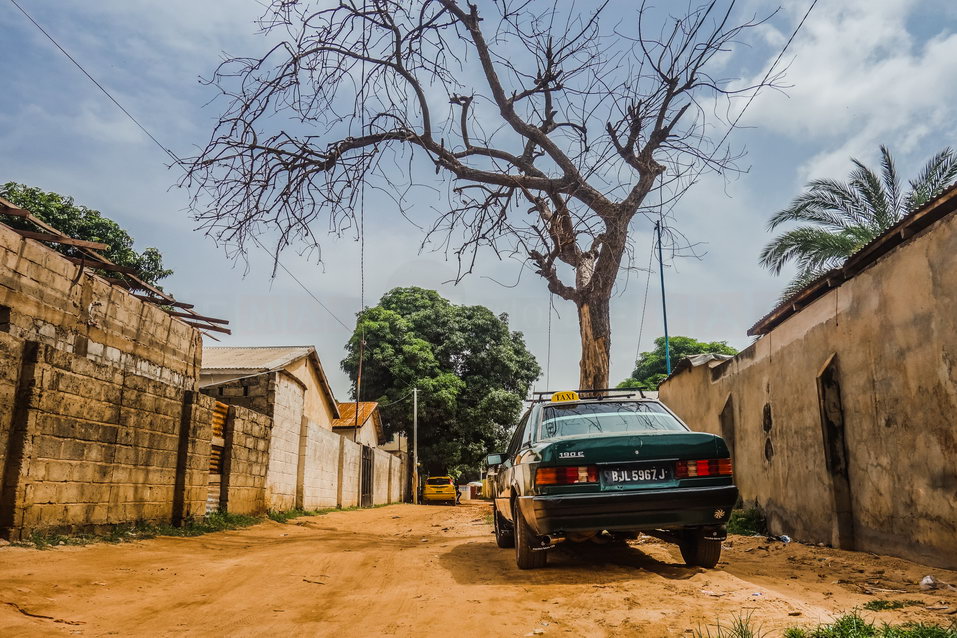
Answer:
[[0, 222, 201, 391], [0, 332, 23, 480], [204, 374, 271, 416], [177, 392, 214, 523], [205, 374, 414, 514], [221, 405, 271, 515], [301, 423, 341, 509], [0, 342, 211, 539], [264, 373, 305, 510]]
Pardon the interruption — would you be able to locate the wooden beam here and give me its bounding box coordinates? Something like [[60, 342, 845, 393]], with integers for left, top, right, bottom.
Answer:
[[104, 277, 131, 289], [64, 256, 137, 274], [164, 310, 229, 325], [10, 228, 109, 250], [132, 293, 194, 309], [181, 320, 231, 335], [0, 205, 30, 217]]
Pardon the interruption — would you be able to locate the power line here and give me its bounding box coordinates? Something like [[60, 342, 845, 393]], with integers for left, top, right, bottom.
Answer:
[[14, 0, 363, 337], [9, 0, 181, 165], [250, 236, 353, 332], [664, 0, 819, 218]]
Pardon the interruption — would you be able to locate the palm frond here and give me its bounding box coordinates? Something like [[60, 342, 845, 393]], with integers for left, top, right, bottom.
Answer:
[[763, 145, 957, 309], [768, 179, 867, 231], [849, 159, 894, 229], [879, 145, 902, 217], [904, 147, 957, 212], [777, 266, 831, 306], [759, 226, 860, 275]]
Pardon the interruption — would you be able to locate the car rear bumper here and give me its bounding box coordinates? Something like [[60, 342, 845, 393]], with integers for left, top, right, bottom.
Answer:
[[423, 492, 456, 502], [517, 485, 739, 535]]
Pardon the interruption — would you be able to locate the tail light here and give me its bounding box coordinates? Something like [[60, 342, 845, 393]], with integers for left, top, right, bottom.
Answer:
[[536, 465, 599, 485], [675, 458, 733, 478]]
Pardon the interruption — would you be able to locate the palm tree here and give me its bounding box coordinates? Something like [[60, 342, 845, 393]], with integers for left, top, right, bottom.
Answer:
[[760, 146, 957, 302]]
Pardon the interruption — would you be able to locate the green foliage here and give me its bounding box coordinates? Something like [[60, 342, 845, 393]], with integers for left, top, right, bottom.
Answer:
[[618, 335, 737, 389], [694, 612, 769, 638], [760, 146, 957, 304], [783, 613, 957, 638], [727, 508, 768, 536], [861, 601, 915, 615], [342, 287, 541, 475], [0, 182, 172, 285], [14, 512, 260, 548]]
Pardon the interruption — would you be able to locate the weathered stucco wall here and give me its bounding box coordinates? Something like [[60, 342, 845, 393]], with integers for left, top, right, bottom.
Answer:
[[372, 448, 391, 505], [283, 357, 337, 429], [659, 207, 957, 569], [338, 441, 360, 508], [264, 373, 305, 511], [301, 423, 341, 509]]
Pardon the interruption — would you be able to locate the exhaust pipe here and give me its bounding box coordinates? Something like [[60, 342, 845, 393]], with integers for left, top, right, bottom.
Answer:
[[533, 534, 566, 551]]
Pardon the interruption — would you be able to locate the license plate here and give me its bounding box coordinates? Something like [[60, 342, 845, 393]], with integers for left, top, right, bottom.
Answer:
[[602, 463, 672, 484]]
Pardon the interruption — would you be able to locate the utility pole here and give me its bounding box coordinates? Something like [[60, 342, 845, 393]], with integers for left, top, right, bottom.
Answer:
[[412, 387, 418, 505], [656, 220, 671, 375]]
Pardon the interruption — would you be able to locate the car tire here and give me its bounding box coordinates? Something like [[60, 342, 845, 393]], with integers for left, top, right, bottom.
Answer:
[[679, 529, 722, 568], [493, 504, 514, 549], [513, 501, 546, 569]]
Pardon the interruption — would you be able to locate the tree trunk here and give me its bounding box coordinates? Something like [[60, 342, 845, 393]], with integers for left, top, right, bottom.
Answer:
[[577, 295, 611, 390]]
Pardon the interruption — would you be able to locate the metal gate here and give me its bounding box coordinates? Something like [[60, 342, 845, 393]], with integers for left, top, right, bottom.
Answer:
[[207, 401, 228, 513], [359, 445, 374, 508]]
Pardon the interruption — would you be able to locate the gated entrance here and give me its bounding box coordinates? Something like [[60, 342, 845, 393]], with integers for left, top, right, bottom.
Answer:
[[360, 445, 374, 508]]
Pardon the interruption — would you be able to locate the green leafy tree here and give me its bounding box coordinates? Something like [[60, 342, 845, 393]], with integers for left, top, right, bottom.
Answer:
[[0, 183, 172, 285], [342, 287, 540, 476], [759, 146, 957, 302], [618, 336, 737, 390]]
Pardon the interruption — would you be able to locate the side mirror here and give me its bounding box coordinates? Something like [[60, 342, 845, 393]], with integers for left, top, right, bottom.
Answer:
[[486, 453, 505, 466]]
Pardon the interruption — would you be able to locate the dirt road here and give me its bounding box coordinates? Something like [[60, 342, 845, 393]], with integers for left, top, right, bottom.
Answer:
[[2, 503, 956, 637]]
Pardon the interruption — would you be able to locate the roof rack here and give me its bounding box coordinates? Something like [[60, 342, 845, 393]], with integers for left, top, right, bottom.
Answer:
[[527, 388, 648, 402]]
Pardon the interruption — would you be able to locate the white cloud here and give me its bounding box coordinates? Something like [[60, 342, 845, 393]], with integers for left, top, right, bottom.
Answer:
[[739, 0, 957, 180]]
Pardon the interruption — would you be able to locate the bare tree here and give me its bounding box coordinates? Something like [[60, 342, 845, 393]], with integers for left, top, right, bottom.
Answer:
[[184, 0, 778, 389]]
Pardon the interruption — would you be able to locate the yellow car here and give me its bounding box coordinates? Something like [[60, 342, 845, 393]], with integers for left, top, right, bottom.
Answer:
[[422, 476, 457, 505]]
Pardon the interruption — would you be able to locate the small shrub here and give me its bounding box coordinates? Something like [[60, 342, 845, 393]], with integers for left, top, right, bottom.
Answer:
[[863, 600, 924, 612], [727, 508, 768, 536], [695, 612, 768, 638], [784, 613, 957, 638]]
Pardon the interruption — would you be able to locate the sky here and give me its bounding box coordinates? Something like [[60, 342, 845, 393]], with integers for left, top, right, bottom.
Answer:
[[2, 0, 957, 400]]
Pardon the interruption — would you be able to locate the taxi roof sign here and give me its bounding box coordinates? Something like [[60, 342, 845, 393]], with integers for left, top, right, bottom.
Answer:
[[550, 391, 580, 402]]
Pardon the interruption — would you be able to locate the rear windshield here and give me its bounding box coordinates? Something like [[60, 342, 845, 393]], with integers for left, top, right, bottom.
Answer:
[[426, 478, 452, 485], [540, 401, 686, 439]]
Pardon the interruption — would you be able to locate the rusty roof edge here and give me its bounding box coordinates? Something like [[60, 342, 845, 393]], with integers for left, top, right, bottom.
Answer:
[[749, 182, 957, 336]]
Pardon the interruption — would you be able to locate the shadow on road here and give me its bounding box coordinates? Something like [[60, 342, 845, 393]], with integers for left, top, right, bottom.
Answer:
[[439, 536, 702, 586]]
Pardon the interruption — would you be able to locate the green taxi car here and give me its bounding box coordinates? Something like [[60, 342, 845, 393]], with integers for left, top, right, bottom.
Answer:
[[486, 390, 738, 570]]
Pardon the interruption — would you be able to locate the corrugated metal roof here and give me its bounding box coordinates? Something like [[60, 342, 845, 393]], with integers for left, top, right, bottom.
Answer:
[[749, 181, 957, 336], [332, 402, 379, 428], [202, 346, 315, 371]]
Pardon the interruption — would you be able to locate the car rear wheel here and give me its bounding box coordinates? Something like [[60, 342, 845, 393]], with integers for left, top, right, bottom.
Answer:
[[513, 501, 547, 569], [493, 503, 514, 548], [679, 529, 722, 568]]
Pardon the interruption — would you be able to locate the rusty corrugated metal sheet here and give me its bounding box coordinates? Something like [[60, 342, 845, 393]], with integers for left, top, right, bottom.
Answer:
[[211, 401, 228, 438]]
